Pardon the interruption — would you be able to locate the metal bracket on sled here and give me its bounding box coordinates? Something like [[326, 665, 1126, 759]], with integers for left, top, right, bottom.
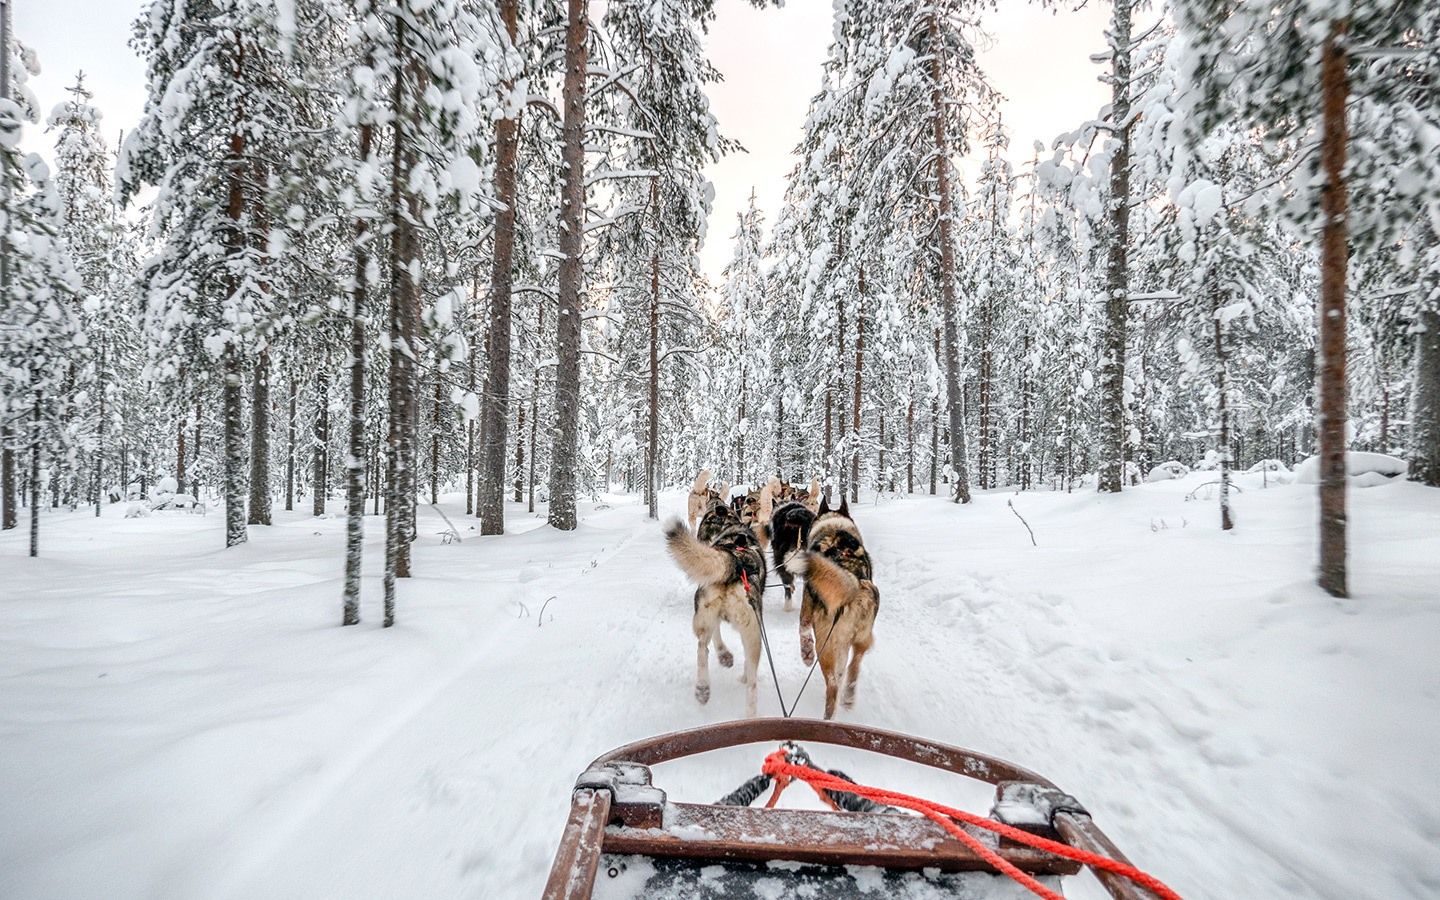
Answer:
[[992, 781, 1090, 840], [574, 761, 667, 829]]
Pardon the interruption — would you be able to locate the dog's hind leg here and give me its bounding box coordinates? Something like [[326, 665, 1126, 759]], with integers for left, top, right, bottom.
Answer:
[[713, 629, 733, 669], [842, 643, 869, 710], [693, 604, 718, 705], [819, 642, 842, 720], [741, 618, 761, 717], [798, 591, 817, 666]]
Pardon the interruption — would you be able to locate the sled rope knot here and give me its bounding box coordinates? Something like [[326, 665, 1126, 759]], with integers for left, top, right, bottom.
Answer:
[[759, 747, 1182, 900]]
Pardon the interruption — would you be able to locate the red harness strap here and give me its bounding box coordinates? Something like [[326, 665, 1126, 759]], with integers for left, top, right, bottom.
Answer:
[[760, 748, 1182, 900]]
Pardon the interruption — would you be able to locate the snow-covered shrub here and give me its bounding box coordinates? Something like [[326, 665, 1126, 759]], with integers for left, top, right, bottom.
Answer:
[[1147, 461, 1191, 482], [1294, 452, 1407, 486]]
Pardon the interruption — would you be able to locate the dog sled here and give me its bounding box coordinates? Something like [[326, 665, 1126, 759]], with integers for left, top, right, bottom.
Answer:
[[543, 718, 1178, 900]]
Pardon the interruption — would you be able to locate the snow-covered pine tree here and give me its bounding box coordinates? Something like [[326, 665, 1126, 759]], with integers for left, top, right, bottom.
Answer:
[[1, 36, 85, 555]]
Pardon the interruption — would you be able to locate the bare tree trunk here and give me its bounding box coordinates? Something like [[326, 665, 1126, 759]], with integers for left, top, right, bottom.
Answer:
[[906, 396, 914, 494], [514, 400, 526, 502], [547, 0, 588, 531], [647, 180, 661, 520], [1316, 20, 1349, 597], [430, 367, 442, 505], [385, 17, 420, 626], [28, 393, 40, 556], [527, 386, 539, 514], [1098, 0, 1132, 494], [285, 371, 296, 511], [852, 267, 864, 503], [1411, 308, 1440, 486], [176, 412, 187, 496], [95, 339, 108, 516], [342, 121, 372, 627], [223, 344, 247, 547], [248, 349, 272, 525], [478, 0, 521, 535], [1214, 295, 1234, 531], [221, 113, 249, 547], [928, 13, 970, 504], [313, 369, 330, 517], [775, 393, 784, 477], [1, 432, 14, 530]]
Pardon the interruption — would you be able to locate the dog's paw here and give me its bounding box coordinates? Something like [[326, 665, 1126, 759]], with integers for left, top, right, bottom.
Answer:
[[717, 648, 734, 668], [799, 631, 815, 667], [695, 683, 711, 705], [842, 686, 857, 709], [785, 552, 811, 577]]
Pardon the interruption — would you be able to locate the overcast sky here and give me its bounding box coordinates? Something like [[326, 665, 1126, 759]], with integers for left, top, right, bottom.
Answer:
[[11, 0, 1111, 280]]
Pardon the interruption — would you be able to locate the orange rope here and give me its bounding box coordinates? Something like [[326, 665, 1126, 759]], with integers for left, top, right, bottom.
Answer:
[[760, 749, 1182, 900]]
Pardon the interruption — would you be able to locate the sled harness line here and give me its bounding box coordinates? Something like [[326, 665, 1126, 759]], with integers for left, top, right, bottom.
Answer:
[[758, 747, 1183, 900], [732, 545, 841, 718]]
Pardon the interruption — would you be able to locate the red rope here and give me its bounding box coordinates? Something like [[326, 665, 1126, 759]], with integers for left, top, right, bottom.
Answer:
[[760, 749, 1181, 900]]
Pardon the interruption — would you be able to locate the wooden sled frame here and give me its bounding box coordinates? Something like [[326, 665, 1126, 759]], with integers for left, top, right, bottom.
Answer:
[[543, 717, 1161, 899]]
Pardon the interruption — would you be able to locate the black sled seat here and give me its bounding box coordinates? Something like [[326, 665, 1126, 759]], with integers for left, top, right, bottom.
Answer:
[[542, 718, 1173, 900]]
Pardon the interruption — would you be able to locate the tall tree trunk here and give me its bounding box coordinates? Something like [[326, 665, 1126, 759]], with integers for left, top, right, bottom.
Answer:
[[775, 393, 784, 477], [527, 385, 539, 514], [1316, 20, 1349, 597], [836, 293, 847, 499], [928, 14, 971, 504], [852, 267, 864, 503], [222, 108, 249, 547], [548, 0, 588, 531], [95, 339, 107, 517], [342, 120, 372, 627], [313, 369, 330, 516], [478, 0, 521, 535], [647, 180, 661, 520], [223, 345, 247, 547], [430, 368, 442, 505], [192, 398, 203, 498], [906, 396, 915, 494], [1, 431, 14, 530], [1214, 293, 1234, 531], [248, 349, 272, 525], [385, 18, 420, 626], [1098, 0, 1132, 494], [1411, 308, 1440, 486], [28, 392, 40, 556], [286, 372, 296, 511], [514, 400, 526, 502]]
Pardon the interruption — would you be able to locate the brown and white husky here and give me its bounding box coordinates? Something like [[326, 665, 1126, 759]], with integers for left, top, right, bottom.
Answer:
[[665, 509, 768, 717], [785, 496, 878, 719]]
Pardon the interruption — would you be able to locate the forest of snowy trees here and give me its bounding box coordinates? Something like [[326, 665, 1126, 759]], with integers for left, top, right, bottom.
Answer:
[[1, 0, 1437, 610]]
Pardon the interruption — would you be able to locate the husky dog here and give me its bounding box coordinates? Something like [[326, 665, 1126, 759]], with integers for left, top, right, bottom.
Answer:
[[687, 469, 729, 532], [786, 496, 878, 719], [766, 498, 816, 612], [665, 515, 768, 717]]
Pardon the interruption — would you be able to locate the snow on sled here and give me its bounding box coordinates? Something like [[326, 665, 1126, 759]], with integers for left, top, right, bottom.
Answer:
[[543, 718, 1179, 900]]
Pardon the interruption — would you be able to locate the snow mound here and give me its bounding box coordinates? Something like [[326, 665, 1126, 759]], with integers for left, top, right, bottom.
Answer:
[[1295, 452, 1407, 486], [1245, 459, 1290, 474], [1146, 461, 1190, 483]]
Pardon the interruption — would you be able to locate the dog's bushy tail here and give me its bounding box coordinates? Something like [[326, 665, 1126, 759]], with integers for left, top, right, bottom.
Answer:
[[787, 552, 858, 612], [691, 468, 712, 494], [665, 518, 730, 585]]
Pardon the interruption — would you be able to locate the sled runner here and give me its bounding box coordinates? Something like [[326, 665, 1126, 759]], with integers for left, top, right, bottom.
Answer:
[[543, 718, 1177, 900]]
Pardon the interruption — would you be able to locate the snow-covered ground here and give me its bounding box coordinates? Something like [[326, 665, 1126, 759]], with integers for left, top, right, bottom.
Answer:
[[2, 473, 1438, 899]]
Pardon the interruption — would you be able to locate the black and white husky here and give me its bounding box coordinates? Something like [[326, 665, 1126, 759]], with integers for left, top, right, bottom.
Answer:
[[664, 507, 768, 717]]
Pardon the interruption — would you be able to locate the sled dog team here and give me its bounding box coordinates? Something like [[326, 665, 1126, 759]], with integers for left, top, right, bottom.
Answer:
[[665, 469, 879, 720]]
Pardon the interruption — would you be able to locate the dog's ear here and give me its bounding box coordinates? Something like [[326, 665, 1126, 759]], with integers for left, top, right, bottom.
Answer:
[[818, 494, 830, 515], [838, 498, 850, 519]]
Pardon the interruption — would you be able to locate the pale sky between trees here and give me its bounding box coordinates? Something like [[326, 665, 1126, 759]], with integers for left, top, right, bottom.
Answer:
[[15, 0, 1112, 280]]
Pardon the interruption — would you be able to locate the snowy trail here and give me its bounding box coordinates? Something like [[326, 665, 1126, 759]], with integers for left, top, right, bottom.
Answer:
[[4, 477, 1438, 899]]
